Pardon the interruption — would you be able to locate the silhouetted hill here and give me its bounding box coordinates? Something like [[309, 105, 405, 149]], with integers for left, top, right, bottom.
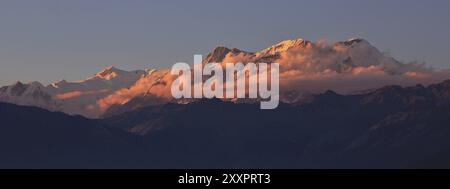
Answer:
[[103, 80, 450, 168], [3, 80, 450, 168], [0, 103, 145, 168]]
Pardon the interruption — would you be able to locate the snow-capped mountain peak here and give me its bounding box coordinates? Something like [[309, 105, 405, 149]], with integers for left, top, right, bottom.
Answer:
[[258, 38, 312, 55], [0, 81, 57, 111], [50, 79, 67, 88], [4, 81, 46, 96], [337, 38, 368, 46], [203, 46, 247, 64], [94, 66, 124, 80]]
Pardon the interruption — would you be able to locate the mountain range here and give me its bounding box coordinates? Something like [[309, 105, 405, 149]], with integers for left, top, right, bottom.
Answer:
[[2, 37, 450, 168], [2, 38, 448, 118]]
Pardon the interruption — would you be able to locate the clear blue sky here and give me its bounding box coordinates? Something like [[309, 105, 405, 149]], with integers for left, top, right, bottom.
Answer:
[[1, 0, 450, 86]]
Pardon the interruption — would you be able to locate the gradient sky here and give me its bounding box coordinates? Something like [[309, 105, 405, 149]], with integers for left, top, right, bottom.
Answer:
[[1, 0, 450, 86]]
